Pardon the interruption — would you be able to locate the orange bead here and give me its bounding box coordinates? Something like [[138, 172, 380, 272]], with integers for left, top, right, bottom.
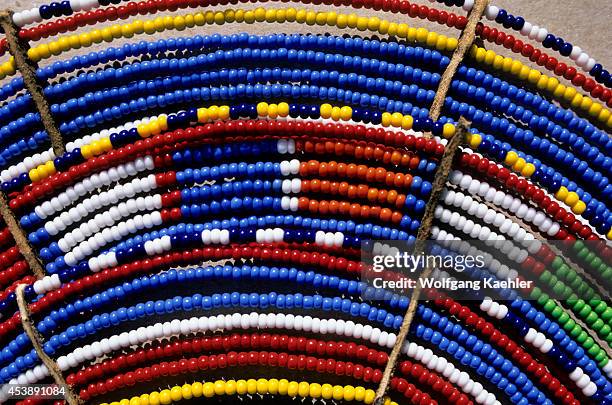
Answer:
[[380, 208, 392, 222]]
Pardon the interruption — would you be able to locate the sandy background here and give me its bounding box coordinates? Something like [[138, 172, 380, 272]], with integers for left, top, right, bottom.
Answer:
[[0, 0, 609, 72]]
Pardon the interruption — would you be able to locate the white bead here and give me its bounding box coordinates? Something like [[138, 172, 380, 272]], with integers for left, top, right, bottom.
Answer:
[[528, 25, 540, 40], [536, 27, 548, 42], [585, 57, 596, 72], [583, 382, 597, 397], [576, 373, 590, 389], [520, 21, 532, 36], [569, 45, 582, 60], [576, 52, 589, 67], [485, 5, 499, 20], [462, 0, 474, 11]]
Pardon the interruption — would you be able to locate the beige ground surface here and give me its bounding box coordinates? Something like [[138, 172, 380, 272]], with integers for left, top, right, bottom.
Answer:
[[0, 0, 609, 72]]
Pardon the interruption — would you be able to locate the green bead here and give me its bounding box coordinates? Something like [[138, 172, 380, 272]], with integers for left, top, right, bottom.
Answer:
[[591, 318, 604, 331], [540, 270, 552, 284], [594, 350, 606, 363], [551, 306, 563, 318], [552, 282, 566, 296], [585, 311, 598, 325], [585, 251, 595, 263], [576, 331, 588, 343], [598, 358, 608, 368], [602, 308, 612, 321], [569, 324, 582, 338], [599, 324, 611, 337], [591, 257, 601, 268], [602, 268, 612, 280], [563, 318, 576, 331], [587, 345, 600, 357], [551, 257, 563, 270], [567, 294, 579, 305], [576, 246, 588, 259], [573, 299, 586, 312], [583, 337, 594, 349], [543, 299, 556, 313], [558, 312, 569, 324], [537, 292, 549, 306], [578, 304, 591, 318], [564, 268, 576, 283], [573, 240, 584, 252], [530, 287, 542, 299]]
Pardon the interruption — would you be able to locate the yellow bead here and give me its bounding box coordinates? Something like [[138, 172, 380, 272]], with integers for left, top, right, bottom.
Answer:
[[484, 50, 496, 65], [213, 380, 225, 395], [181, 384, 192, 400], [37, 44, 51, 59], [518, 65, 530, 80], [68, 35, 81, 48], [120, 400, 130, 405], [512, 158, 526, 172], [267, 379, 279, 395], [266, 9, 277, 23], [287, 381, 299, 397], [356, 16, 369, 31], [563, 87, 577, 102], [493, 55, 505, 70], [343, 386, 356, 401], [565, 192, 579, 207], [298, 382, 310, 397], [148, 392, 159, 405], [474, 48, 486, 63], [306, 11, 317, 25], [129, 397, 140, 405], [309, 383, 322, 398], [546, 77, 559, 92], [379, 20, 390, 35], [132, 20, 145, 34], [27, 48, 40, 62], [390, 112, 403, 127], [510, 60, 523, 75], [236, 380, 248, 395], [149, 121, 161, 135], [505, 151, 519, 166], [144, 20, 156, 33], [268, 104, 278, 119], [275, 9, 286, 23], [502, 57, 513, 72], [224, 380, 236, 395], [28, 168, 40, 182], [139, 394, 150, 405], [321, 384, 334, 400], [193, 13, 205, 25], [278, 102, 289, 117], [364, 389, 376, 404], [354, 387, 366, 401], [553, 84, 566, 98], [320, 103, 333, 119], [446, 37, 458, 51], [336, 13, 347, 28], [81, 145, 94, 159], [367, 17, 380, 31], [442, 123, 455, 139], [157, 115, 168, 131], [257, 102, 269, 117], [521, 163, 536, 177], [333, 386, 344, 400], [527, 69, 541, 84], [36, 166, 47, 180], [381, 112, 391, 127], [90, 141, 102, 155], [339, 106, 352, 121], [174, 16, 186, 30], [396, 23, 408, 38], [277, 379, 289, 395], [170, 386, 182, 401], [197, 108, 209, 123], [426, 31, 438, 47], [191, 382, 203, 397], [246, 379, 259, 394], [203, 382, 215, 397], [325, 11, 338, 27], [401, 115, 413, 130], [331, 106, 341, 121], [256, 379, 268, 395], [607, 228, 612, 240], [436, 35, 447, 51], [407, 27, 417, 42], [315, 12, 327, 25], [468, 133, 482, 149], [415, 28, 428, 43], [218, 105, 230, 120], [158, 390, 171, 405], [555, 186, 569, 202], [589, 102, 603, 118], [572, 200, 586, 215], [208, 105, 219, 120], [44, 160, 56, 174], [295, 9, 308, 24]]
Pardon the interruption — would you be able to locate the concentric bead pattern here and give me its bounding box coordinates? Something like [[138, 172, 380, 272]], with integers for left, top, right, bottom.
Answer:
[[0, 1, 608, 405]]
